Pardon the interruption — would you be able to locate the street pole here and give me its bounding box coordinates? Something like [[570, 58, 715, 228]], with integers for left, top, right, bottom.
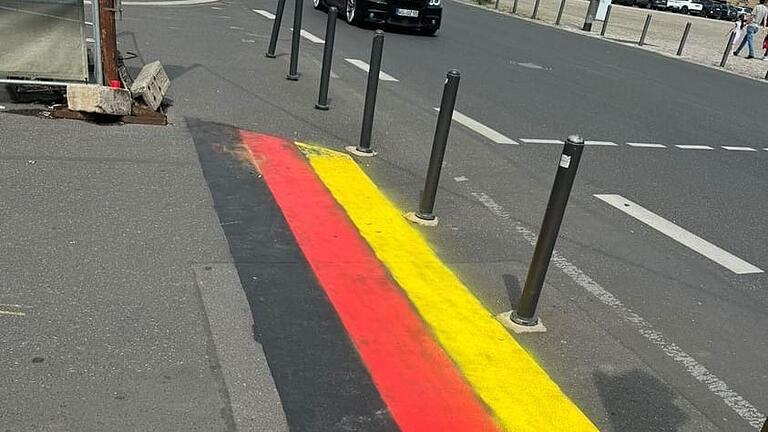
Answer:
[[412, 70, 461, 225], [600, 5, 612, 36], [677, 22, 691, 56], [720, 32, 736, 67], [512, 0, 519, 13], [556, 0, 567, 25], [91, 0, 104, 85], [266, 0, 287, 58], [98, 0, 119, 85], [353, 30, 384, 156], [512, 135, 585, 326], [532, 0, 541, 19], [639, 14, 652, 46], [287, 0, 303, 80], [315, 6, 338, 110], [583, 0, 599, 31]]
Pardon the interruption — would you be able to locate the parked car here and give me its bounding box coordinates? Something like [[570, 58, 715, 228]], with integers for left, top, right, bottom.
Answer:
[[724, 4, 739, 20], [650, 0, 668, 9], [666, 0, 704, 14], [314, 0, 442, 35], [736, 6, 752, 14]]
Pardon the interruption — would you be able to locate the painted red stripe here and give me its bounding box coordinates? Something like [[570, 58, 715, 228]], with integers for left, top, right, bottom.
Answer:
[[241, 131, 500, 432]]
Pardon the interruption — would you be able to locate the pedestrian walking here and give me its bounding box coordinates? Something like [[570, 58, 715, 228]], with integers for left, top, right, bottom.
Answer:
[[753, 0, 768, 58], [733, 14, 759, 59], [730, 14, 747, 50]]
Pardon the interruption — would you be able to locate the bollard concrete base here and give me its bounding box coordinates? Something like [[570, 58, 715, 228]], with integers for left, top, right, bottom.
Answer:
[[404, 211, 439, 227], [345, 145, 377, 157], [496, 311, 547, 334], [66, 84, 131, 116], [315, 103, 330, 111]]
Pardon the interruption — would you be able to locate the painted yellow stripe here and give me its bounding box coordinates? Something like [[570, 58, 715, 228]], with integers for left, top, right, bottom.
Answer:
[[298, 142, 598, 432]]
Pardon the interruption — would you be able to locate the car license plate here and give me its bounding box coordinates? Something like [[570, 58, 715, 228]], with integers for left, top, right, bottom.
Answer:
[[396, 8, 419, 17]]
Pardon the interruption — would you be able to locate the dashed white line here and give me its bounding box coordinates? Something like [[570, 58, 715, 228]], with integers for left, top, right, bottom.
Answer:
[[584, 140, 618, 146], [432, 108, 517, 145], [676, 145, 713, 150], [344, 58, 398, 82], [519, 138, 564, 144], [595, 194, 763, 275], [470, 189, 766, 430], [299, 29, 324, 44], [626, 142, 666, 148], [722, 146, 757, 152], [453, 176, 469, 182], [252, 9, 276, 19]]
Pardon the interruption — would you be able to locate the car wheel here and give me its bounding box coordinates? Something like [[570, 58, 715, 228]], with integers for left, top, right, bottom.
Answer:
[[680, 5, 688, 13], [312, 0, 326, 10], [346, 0, 365, 25]]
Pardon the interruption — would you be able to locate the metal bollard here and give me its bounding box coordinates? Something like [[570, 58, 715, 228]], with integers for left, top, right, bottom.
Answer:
[[556, 0, 567, 25], [286, 0, 303, 80], [511, 135, 585, 326], [266, 0, 287, 58], [677, 22, 691, 56], [720, 32, 736, 67], [532, 0, 541, 19], [354, 30, 385, 155], [495, 0, 500, 9], [600, 5, 612, 36], [764, 69, 768, 80], [639, 14, 651, 46], [412, 70, 461, 224], [512, 0, 519, 13], [315, 7, 338, 110]]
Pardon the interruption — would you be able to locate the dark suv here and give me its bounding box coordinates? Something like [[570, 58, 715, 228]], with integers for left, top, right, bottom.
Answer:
[[315, 0, 442, 35]]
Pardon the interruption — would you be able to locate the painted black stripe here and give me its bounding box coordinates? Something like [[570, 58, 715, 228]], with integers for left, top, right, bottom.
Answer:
[[189, 119, 398, 432]]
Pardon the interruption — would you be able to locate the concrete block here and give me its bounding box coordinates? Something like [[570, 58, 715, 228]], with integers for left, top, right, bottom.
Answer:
[[130, 61, 170, 111], [66, 84, 131, 116]]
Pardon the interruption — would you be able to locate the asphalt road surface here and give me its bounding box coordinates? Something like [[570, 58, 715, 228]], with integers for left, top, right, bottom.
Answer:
[[15, 0, 765, 429]]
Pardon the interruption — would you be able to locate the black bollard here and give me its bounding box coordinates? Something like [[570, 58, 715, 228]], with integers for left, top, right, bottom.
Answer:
[[583, 0, 599, 31], [600, 5, 612, 36], [266, 0, 287, 58], [677, 22, 691, 56], [286, 0, 303, 80], [512, 0, 519, 13], [512, 136, 585, 326], [765, 69, 768, 80], [639, 14, 652, 46], [495, 0, 500, 9], [412, 70, 461, 225], [532, 0, 541, 19], [353, 30, 384, 155], [556, 0, 567, 25], [720, 32, 736, 67], [315, 7, 338, 110]]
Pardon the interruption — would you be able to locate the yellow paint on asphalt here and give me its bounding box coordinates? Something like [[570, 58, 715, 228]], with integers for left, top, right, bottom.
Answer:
[[297, 142, 598, 432]]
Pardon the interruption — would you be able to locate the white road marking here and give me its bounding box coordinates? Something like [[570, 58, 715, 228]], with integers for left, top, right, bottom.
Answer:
[[344, 59, 399, 82], [584, 140, 618, 146], [722, 146, 757, 152], [299, 29, 324, 44], [520, 138, 564, 144], [252, 9, 276, 19], [595, 194, 762, 275], [468, 189, 766, 430], [676, 145, 713, 150], [453, 176, 469, 182], [229, 26, 244, 30], [627, 142, 666, 148], [124, 0, 219, 5], [432, 108, 517, 145]]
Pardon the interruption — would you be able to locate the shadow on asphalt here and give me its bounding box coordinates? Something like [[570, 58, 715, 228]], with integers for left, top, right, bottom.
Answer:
[[594, 368, 688, 432]]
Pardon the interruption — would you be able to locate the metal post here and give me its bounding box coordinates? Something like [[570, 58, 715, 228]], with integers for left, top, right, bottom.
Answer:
[[720, 32, 736, 67], [355, 30, 385, 155], [512, 0, 519, 13], [315, 7, 337, 110], [556, 0, 567, 25], [266, 0, 287, 58], [91, 0, 104, 85], [764, 69, 768, 80], [639, 14, 652, 46], [495, 0, 500, 9], [413, 70, 461, 223], [531, 0, 541, 19], [600, 5, 612, 37], [677, 22, 691, 56], [511, 135, 585, 326], [583, 0, 599, 31], [286, 0, 303, 80], [98, 0, 119, 85]]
